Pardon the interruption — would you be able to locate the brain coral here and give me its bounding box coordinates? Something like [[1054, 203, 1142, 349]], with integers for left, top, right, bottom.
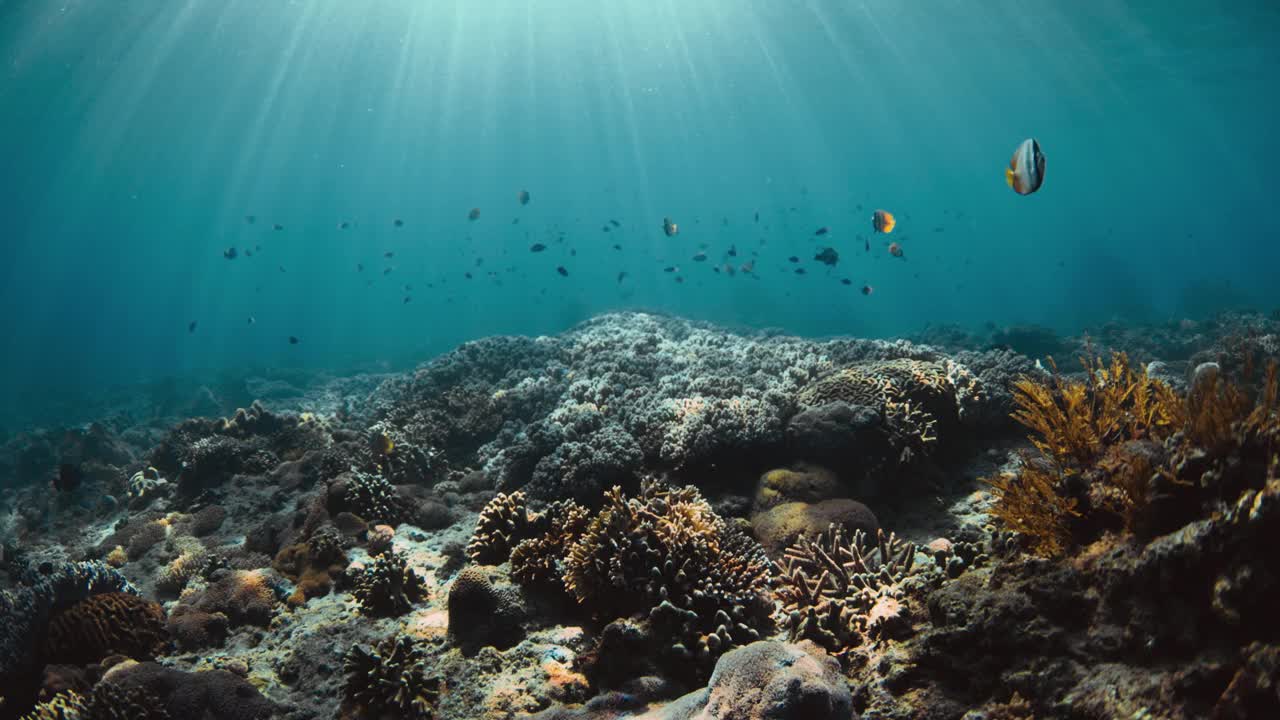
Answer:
[[42, 592, 167, 666]]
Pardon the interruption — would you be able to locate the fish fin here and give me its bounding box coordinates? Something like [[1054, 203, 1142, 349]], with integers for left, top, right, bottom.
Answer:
[[1005, 167, 1016, 188]]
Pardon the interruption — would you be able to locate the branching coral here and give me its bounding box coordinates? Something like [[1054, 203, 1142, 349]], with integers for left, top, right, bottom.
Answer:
[[466, 480, 774, 673], [351, 550, 428, 617], [343, 470, 408, 526], [343, 635, 442, 719], [774, 526, 918, 663], [19, 682, 170, 720]]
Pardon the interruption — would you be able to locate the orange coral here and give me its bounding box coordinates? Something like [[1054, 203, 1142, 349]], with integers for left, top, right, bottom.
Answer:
[[984, 460, 1079, 558]]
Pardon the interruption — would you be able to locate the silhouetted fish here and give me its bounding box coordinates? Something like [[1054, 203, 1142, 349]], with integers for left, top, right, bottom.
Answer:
[[245, 215, 256, 224], [814, 227, 830, 236], [384, 252, 394, 258], [339, 221, 350, 230], [244, 248, 252, 257], [693, 252, 707, 262], [530, 243, 547, 252], [383, 267, 393, 275], [728, 245, 737, 257], [468, 208, 481, 221], [609, 219, 620, 227], [788, 256, 800, 263], [840, 278, 852, 285], [612, 244, 622, 250], [403, 296, 412, 304], [273, 224, 284, 231], [556, 266, 569, 276], [664, 266, 677, 273], [617, 271, 628, 283], [223, 247, 238, 260], [288, 336, 300, 344], [795, 268, 807, 275], [188, 321, 197, 333], [518, 190, 530, 205], [357, 263, 364, 272], [814, 247, 838, 266], [394, 219, 404, 227], [662, 217, 679, 237]]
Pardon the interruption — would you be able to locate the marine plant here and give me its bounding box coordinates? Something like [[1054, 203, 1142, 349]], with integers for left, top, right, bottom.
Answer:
[[988, 352, 1280, 556]]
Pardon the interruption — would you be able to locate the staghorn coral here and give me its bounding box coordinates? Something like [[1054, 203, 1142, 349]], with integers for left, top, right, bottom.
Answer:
[[775, 526, 918, 663], [342, 635, 442, 719], [350, 549, 428, 617], [42, 593, 166, 666]]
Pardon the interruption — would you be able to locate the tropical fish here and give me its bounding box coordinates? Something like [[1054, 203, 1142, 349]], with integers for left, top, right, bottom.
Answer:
[[530, 243, 547, 253], [728, 245, 737, 257], [394, 219, 404, 227], [357, 263, 364, 272], [814, 227, 830, 236], [248, 316, 256, 325], [288, 336, 300, 344], [223, 247, 238, 260], [861, 284, 873, 295], [788, 256, 800, 263], [244, 248, 253, 257], [403, 296, 412, 304], [693, 251, 707, 262], [384, 252, 394, 258], [273, 224, 284, 231], [245, 215, 256, 224], [609, 219, 620, 227], [518, 190, 530, 205], [872, 210, 895, 234], [617, 271, 628, 283], [556, 266, 569, 276], [339, 221, 350, 230], [840, 278, 852, 285], [662, 217, 679, 237], [468, 208, 481, 221], [794, 268, 807, 275], [814, 247, 839, 266], [1005, 138, 1046, 195], [188, 321, 197, 333], [612, 244, 622, 251], [888, 242, 904, 258], [664, 266, 678, 273]]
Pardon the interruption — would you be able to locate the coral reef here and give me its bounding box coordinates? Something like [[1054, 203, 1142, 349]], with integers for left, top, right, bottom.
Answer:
[[447, 566, 527, 651], [41, 592, 166, 665]]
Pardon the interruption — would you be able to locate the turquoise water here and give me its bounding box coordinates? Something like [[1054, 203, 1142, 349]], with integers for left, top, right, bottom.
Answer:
[[2, 1, 1278, 419]]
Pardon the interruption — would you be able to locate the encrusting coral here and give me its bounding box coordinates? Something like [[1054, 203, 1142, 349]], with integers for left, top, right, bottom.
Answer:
[[774, 526, 918, 663], [342, 635, 442, 719]]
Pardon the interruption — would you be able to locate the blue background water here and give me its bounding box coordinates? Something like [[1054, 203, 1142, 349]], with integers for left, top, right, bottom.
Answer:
[[2, 1, 1277, 427]]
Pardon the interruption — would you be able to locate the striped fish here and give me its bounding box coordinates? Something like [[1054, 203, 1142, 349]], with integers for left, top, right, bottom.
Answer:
[[1006, 138, 1045, 195]]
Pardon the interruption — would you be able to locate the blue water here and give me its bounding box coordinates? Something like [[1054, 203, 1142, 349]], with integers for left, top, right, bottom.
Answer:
[[2, 1, 1278, 424]]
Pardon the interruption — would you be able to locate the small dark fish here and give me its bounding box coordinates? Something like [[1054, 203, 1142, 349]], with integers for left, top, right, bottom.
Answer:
[[188, 321, 197, 333], [861, 284, 873, 295], [248, 316, 256, 325], [741, 261, 755, 273], [530, 243, 547, 252], [602, 225, 610, 232], [357, 263, 364, 272], [814, 227, 830, 236], [245, 215, 256, 224], [728, 245, 737, 257], [556, 266, 568, 276], [724, 263, 736, 276], [754, 211, 759, 223], [612, 244, 622, 250], [223, 247, 238, 260], [814, 247, 839, 266], [278, 265, 286, 273], [288, 336, 300, 344], [465, 272, 473, 279], [933, 227, 945, 233], [617, 271, 628, 283], [518, 189, 530, 205], [403, 296, 412, 304], [664, 266, 677, 273], [339, 221, 350, 230], [840, 278, 852, 285], [392, 219, 403, 228], [675, 275, 684, 284], [692, 251, 707, 262], [609, 219, 620, 228], [788, 256, 800, 263], [384, 251, 394, 258], [795, 268, 807, 275], [512, 218, 519, 224], [888, 242, 904, 258], [244, 249, 252, 257], [856, 203, 864, 211], [468, 207, 481, 221], [273, 224, 284, 231], [383, 267, 393, 275], [54, 463, 82, 493], [570, 249, 577, 257], [864, 236, 870, 252], [662, 217, 679, 237], [255, 244, 261, 251], [713, 266, 721, 273]]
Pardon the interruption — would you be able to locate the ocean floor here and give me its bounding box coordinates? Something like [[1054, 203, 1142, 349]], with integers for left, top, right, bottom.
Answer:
[[2, 311, 1279, 719]]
